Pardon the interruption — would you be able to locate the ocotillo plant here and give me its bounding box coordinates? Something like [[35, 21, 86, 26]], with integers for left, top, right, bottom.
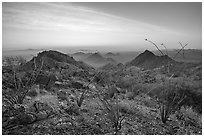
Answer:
[[160, 74, 174, 124], [2, 56, 46, 130], [76, 91, 86, 107], [145, 39, 188, 124], [161, 43, 170, 74], [94, 73, 125, 135], [97, 85, 125, 135], [160, 75, 187, 124], [173, 42, 188, 59], [3, 56, 45, 105], [76, 71, 103, 107], [145, 39, 164, 56]]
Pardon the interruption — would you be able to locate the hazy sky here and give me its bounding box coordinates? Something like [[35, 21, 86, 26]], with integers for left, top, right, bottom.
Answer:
[[2, 2, 202, 51]]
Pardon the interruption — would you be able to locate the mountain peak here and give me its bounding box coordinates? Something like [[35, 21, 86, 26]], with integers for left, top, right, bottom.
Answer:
[[105, 52, 116, 56], [90, 52, 103, 58], [143, 50, 155, 55], [128, 50, 176, 69], [37, 50, 76, 63], [73, 52, 86, 55]]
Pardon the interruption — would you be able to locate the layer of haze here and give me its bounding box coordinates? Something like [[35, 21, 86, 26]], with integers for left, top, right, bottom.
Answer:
[[2, 2, 202, 51]]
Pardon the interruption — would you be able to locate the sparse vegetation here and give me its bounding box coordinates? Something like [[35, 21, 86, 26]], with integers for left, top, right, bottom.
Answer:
[[2, 49, 201, 135], [97, 91, 125, 135]]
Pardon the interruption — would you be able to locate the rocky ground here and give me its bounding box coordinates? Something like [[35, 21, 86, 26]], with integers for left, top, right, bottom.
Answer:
[[2, 88, 202, 135]]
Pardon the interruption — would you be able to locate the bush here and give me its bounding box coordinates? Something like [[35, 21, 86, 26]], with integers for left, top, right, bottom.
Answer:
[[179, 106, 202, 127], [97, 88, 125, 135], [3, 56, 26, 66], [116, 76, 138, 89], [25, 94, 60, 114], [125, 83, 148, 100], [64, 103, 80, 115], [147, 84, 164, 98], [159, 77, 202, 124], [118, 101, 134, 114], [168, 80, 201, 113], [125, 92, 135, 100], [27, 89, 38, 98]]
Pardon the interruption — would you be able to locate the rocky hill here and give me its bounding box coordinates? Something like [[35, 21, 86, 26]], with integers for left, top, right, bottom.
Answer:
[[20, 50, 94, 72], [128, 50, 177, 70]]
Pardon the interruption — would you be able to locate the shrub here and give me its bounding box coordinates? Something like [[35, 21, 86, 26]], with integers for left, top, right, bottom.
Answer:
[[118, 101, 134, 114], [64, 103, 80, 116], [164, 79, 201, 113], [3, 56, 26, 67], [159, 76, 202, 124], [116, 76, 139, 89], [93, 71, 110, 86], [147, 84, 164, 98], [125, 83, 148, 100], [97, 86, 125, 135], [27, 89, 38, 98], [179, 106, 202, 127], [125, 92, 135, 100], [30, 94, 60, 113]]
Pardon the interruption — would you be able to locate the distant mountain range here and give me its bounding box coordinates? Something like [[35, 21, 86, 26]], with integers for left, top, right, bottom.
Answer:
[[16, 49, 200, 73], [68, 49, 202, 69], [83, 52, 116, 68], [70, 52, 117, 68]]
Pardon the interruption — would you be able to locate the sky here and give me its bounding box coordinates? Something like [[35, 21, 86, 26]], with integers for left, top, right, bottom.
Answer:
[[2, 2, 202, 51]]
